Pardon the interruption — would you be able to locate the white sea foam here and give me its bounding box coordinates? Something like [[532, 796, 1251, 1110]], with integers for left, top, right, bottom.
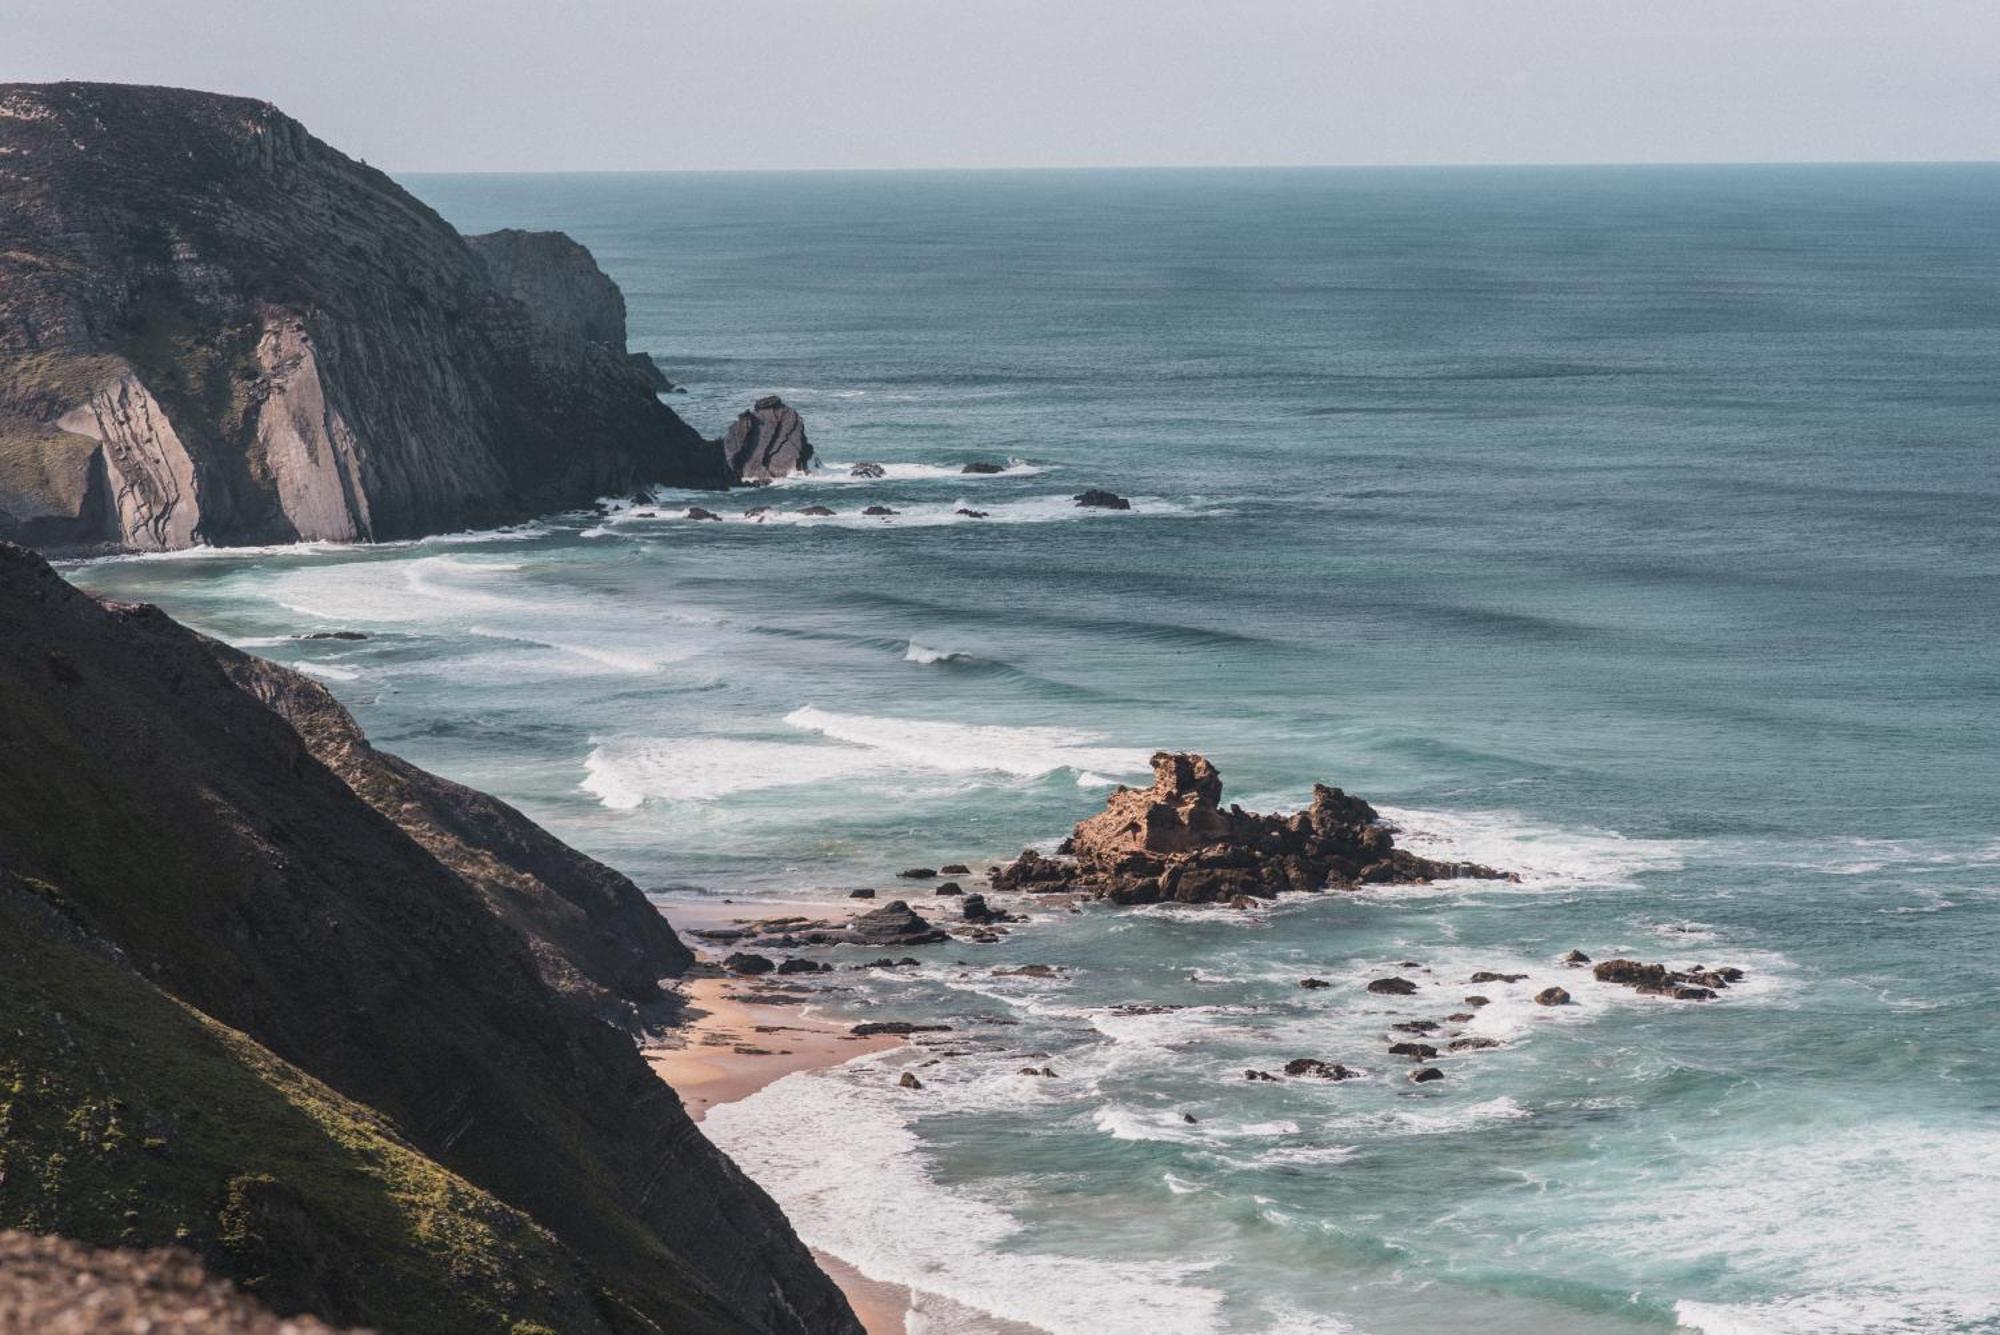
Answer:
[[1368, 804, 1686, 892], [775, 459, 1050, 484], [581, 736, 899, 807], [289, 661, 362, 682], [904, 642, 966, 665], [1582, 1123, 2000, 1335], [784, 706, 1151, 781], [705, 1064, 1227, 1334]]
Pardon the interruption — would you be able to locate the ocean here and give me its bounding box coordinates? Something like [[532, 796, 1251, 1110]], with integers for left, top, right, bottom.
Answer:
[[67, 165, 2000, 1334]]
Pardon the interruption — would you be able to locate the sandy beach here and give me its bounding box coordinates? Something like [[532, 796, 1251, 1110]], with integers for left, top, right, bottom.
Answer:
[[644, 897, 920, 1335]]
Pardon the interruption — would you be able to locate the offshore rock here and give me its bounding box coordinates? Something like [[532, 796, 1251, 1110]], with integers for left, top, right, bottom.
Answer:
[[850, 462, 887, 478], [989, 752, 1513, 905], [842, 900, 949, 946], [0, 83, 726, 552], [721, 395, 814, 482], [1593, 958, 1745, 1000], [1073, 488, 1132, 510]]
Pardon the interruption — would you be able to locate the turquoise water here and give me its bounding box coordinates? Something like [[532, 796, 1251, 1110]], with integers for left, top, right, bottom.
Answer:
[[69, 167, 2000, 1334]]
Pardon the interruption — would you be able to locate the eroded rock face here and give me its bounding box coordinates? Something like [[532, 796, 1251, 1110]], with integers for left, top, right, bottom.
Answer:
[[0, 82, 726, 553], [721, 395, 814, 482], [990, 752, 1514, 905]]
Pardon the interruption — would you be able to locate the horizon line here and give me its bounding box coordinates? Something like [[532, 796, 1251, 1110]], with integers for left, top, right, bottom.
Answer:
[[388, 157, 2000, 178]]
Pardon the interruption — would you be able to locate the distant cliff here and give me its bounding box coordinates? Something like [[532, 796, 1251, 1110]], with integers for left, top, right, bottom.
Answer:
[[0, 82, 728, 552], [0, 543, 859, 1334]]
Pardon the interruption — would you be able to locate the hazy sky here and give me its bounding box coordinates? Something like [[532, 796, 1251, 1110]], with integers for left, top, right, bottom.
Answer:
[[4, 1, 1996, 171]]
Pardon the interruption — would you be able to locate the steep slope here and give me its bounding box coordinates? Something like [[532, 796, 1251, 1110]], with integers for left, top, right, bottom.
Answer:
[[0, 543, 858, 1334], [0, 82, 728, 552]]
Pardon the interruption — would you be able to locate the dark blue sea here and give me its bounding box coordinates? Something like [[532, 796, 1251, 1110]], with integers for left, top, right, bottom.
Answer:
[[72, 165, 2000, 1334]]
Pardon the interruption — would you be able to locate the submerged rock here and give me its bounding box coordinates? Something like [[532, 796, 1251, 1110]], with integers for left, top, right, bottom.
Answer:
[[988, 752, 1513, 906], [961, 461, 1006, 474], [850, 462, 888, 478], [1367, 977, 1420, 996], [898, 868, 938, 880], [299, 630, 369, 641], [862, 505, 899, 516], [798, 505, 837, 517], [1593, 958, 1745, 1000], [1299, 977, 1332, 989], [722, 395, 814, 482], [1244, 1069, 1280, 1082], [684, 507, 722, 521], [1073, 489, 1132, 510], [1409, 1067, 1445, 1084], [1283, 1059, 1358, 1080], [954, 508, 990, 519]]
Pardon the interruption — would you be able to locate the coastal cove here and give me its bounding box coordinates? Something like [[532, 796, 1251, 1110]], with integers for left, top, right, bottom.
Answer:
[[64, 165, 2000, 1334]]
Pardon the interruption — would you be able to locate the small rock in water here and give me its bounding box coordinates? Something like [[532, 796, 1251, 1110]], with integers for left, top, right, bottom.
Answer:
[[1244, 1069, 1280, 1082], [1446, 1012, 1475, 1023], [1299, 977, 1332, 989], [862, 505, 898, 516], [850, 462, 887, 478], [854, 1021, 953, 1036], [940, 863, 972, 875], [1464, 995, 1491, 1007], [899, 1071, 924, 1090], [1283, 1059, 1358, 1080], [685, 507, 722, 521], [898, 868, 938, 880], [1470, 971, 1529, 984], [1368, 977, 1419, 996], [799, 505, 836, 517], [775, 958, 829, 975], [1182, 1113, 1199, 1124], [1391, 1020, 1442, 1034], [1409, 1067, 1445, 1083], [848, 888, 876, 899], [1017, 1066, 1058, 1077], [1073, 488, 1132, 510], [935, 883, 964, 896], [723, 953, 775, 975], [1562, 949, 1592, 965], [299, 630, 368, 641], [1448, 1036, 1502, 1051], [743, 505, 775, 519], [954, 507, 990, 519], [1536, 987, 1572, 1006], [1387, 1042, 1438, 1060], [961, 461, 1006, 474], [994, 964, 1059, 978]]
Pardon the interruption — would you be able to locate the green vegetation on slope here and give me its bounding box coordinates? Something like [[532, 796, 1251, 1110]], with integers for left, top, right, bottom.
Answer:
[[0, 876, 629, 1335]]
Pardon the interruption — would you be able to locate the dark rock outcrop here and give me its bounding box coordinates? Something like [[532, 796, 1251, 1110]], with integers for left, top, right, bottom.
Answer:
[[0, 543, 857, 1334], [989, 752, 1513, 905], [852, 1022, 952, 1037], [849, 462, 886, 478], [1367, 977, 1420, 996], [1409, 1066, 1445, 1083], [842, 900, 948, 946], [1536, 987, 1572, 1006], [1282, 1059, 1358, 1080], [721, 396, 813, 482], [1593, 958, 1744, 1000], [0, 83, 727, 553], [961, 461, 1005, 474], [1073, 489, 1131, 510]]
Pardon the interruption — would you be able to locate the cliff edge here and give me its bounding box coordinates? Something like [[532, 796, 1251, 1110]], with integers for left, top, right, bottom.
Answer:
[[0, 543, 858, 1334], [0, 82, 728, 552]]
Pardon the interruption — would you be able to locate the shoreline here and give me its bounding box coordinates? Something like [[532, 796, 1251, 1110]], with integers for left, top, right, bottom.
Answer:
[[643, 897, 926, 1335]]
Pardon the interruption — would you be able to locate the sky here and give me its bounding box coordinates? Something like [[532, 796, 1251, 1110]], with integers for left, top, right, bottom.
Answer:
[[3, 1, 1996, 172]]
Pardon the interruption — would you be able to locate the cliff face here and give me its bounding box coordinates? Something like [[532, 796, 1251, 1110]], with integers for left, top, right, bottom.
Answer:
[[0, 543, 858, 1334], [0, 82, 728, 553]]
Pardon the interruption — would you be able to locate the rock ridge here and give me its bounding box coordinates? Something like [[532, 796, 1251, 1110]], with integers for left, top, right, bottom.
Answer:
[[0, 81, 729, 553]]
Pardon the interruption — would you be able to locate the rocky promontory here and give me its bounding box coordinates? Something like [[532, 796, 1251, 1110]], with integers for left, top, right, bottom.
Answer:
[[0, 82, 729, 553], [991, 751, 1514, 904], [0, 542, 857, 1334]]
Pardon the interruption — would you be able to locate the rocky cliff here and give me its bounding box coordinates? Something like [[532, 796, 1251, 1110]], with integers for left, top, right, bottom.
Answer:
[[0, 82, 728, 553], [0, 543, 858, 1334]]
